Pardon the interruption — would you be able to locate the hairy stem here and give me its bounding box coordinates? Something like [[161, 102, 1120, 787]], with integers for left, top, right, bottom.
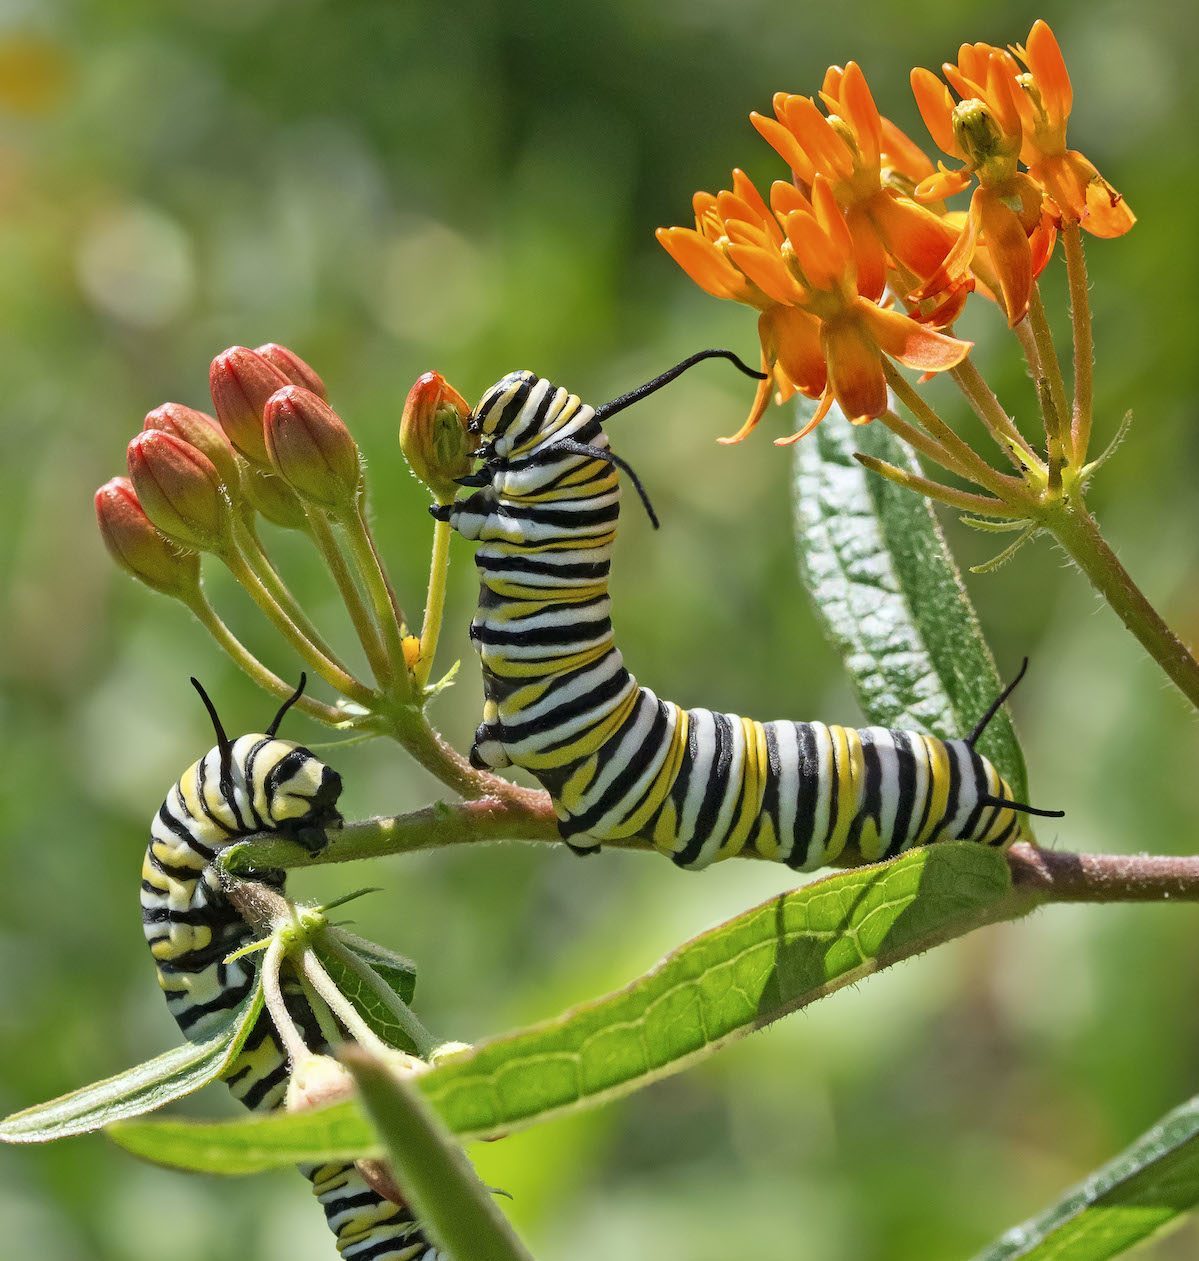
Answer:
[[1046, 499, 1199, 710], [303, 507, 393, 690], [1063, 223, 1095, 464], [951, 357, 1044, 472], [342, 502, 413, 704], [854, 453, 1027, 518], [1025, 287, 1071, 490], [186, 591, 347, 726], [416, 517, 453, 692]]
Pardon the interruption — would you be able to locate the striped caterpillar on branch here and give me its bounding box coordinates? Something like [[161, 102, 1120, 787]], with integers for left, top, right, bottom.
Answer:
[[434, 351, 1061, 870], [140, 675, 444, 1260]]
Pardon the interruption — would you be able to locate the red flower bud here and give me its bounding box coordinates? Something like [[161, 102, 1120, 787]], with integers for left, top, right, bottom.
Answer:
[[95, 477, 200, 599], [399, 371, 472, 502], [254, 343, 328, 400], [208, 346, 290, 466], [143, 402, 240, 492], [264, 385, 362, 511], [126, 430, 231, 552]]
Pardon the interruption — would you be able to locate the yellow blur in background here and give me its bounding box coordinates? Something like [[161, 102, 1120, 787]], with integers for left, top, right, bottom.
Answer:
[[0, 1, 1197, 1258]]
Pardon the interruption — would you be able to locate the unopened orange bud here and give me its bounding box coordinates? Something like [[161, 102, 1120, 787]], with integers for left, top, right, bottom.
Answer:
[[399, 371, 472, 502], [255, 343, 329, 400], [208, 346, 291, 466], [95, 477, 200, 599], [127, 430, 231, 552], [286, 1054, 356, 1114], [143, 403, 240, 492], [264, 386, 362, 512]]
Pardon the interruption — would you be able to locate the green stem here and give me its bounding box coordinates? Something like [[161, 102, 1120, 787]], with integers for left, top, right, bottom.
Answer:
[[233, 513, 347, 669], [393, 714, 536, 804], [1047, 499, 1199, 710], [883, 365, 1025, 501], [185, 591, 347, 727], [303, 507, 394, 690], [415, 516, 453, 692], [1025, 286, 1071, 491], [298, 949, 410, 1063], [1063, 223, 1095, 464], [219, 546, 376, 708], [341, 502, 413, 703], [854, 453, 1027, 518], [950, 357, 1044, 473], [342, 1047, 536, 1261], [261, 937, 310, 1066]]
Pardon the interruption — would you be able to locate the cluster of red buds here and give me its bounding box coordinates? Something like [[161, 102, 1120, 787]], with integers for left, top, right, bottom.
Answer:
[[95, 344, 473, 732]]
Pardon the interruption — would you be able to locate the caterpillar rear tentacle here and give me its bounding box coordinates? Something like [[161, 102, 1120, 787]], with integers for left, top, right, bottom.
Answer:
[[443, 356, 1061, 871], [141, 676, 444, 1260]]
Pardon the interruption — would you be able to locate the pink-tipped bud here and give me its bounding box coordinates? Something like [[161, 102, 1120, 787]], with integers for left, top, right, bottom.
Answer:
[[126, 430, 231, 552], [143, 403, 240, 492], [255, 343, 329, 400], [95, 477, 201, 599], [208, 346, 291, 467], [399, 371, 472, 502], [264, 385, 362, 511]]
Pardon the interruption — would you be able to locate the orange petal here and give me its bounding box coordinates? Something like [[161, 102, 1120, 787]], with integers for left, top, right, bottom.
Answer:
[[751, 112, 817, 186], [779, 94, 855, 181], [880, 117, 935, 183], [774, 389, 835, 445], [768, 305, 827, 396], [822, 315, 888, 422], [983, 50, 1023, 140], [868, 190, 959, 282], [838, 62, 882, 171], [915, 163, 972, 202], [812, 176, 854, 261], [726, 242, 803, 305], [656, 227, 745, 300], [769, 179, 812, 219], [1083, 175, 1136, 238], [717, 341, 775, 444], [911, 188, 981, 300], [911, 68, 960, 157], [846, 205, 887, 302], [975, 189, 1032, 325], [1024, 20, 1072, 123], [857, 300, 972, 371], [731, 169, 779, 238], [783, 208, 841, 293]]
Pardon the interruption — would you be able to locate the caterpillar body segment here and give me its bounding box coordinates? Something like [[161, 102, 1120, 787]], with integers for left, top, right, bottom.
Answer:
[[440, 365, 1042, 871]]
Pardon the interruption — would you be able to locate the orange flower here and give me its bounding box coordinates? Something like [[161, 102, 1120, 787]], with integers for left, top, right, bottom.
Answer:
[[657, 172, 823, 440], [751, 63, 959, 300], [1010, 20, 1134, 238], [659, 176, 973, 442], [911, 46, 1055, 325]]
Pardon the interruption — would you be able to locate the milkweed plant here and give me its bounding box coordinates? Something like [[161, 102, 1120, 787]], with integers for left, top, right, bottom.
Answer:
[[6, 19, 1199, 1261]]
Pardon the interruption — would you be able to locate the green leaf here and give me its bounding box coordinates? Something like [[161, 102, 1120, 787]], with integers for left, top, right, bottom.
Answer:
[[107, 843, 1027, 1171], [343, 1048, 535, 1261], [311, 932, 419, 1053], [975, 1093, 1199, 1260], [793, 402, 1028, 800], [0, 987, 262, 1143]]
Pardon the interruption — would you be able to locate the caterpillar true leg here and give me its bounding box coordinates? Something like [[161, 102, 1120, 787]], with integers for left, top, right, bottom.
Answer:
[[437, 355, 1061, 870]]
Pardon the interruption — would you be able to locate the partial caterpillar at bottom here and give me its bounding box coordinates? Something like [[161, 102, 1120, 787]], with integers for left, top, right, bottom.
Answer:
[[437, 360, 1061, 871], [140, 677, 444, 1261]]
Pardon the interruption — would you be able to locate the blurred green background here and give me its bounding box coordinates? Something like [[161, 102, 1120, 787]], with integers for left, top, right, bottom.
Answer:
[[2, 0, 1197, 1257]]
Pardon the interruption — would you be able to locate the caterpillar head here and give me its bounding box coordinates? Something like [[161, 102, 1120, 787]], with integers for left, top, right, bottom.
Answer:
[[191, 674, 343, 853]]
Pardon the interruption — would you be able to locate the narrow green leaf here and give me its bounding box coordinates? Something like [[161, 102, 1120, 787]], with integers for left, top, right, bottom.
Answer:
[[0, 987, 262, 1143], [343, 1048, 535, 1261], [108, 843, 1027, 1171], [794, 402, 1028, 799], [975, 1094, 1199, 1260], [311, 933, 419, 1053]]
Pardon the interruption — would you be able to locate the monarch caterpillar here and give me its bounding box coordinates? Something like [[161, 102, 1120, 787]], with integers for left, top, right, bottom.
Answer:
[[140, 676, 443, 1260], [435, 351, 1062, 869]]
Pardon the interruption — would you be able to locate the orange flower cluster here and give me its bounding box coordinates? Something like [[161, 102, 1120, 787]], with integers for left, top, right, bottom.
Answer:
[[657, 20, 1133, 442]]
